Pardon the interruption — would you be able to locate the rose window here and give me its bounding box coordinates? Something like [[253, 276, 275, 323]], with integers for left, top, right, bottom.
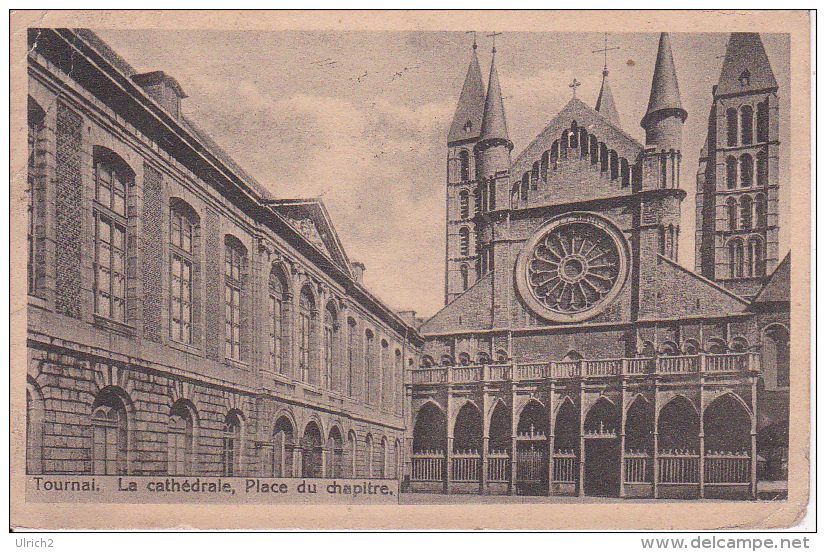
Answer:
[[516, 213, 629, 322]]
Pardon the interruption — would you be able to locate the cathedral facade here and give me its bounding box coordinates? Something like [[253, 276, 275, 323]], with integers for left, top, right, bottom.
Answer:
[[408, 33, 790, 499]]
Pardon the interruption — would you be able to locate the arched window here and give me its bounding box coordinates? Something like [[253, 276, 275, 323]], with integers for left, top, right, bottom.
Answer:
[[727, 197, 739, 231], [748, 238, 764, 277], [269, 266, 290, 375], [579, 128, 588, 158], [610, 151, 619, 180], [531, 161, 539, 190], [224, 236, 246, 361], [521, 172, 529, 201], [324, 302, 338, 390], [459, 227, 470, 257], [495, 349, 508, 363], [740, 195, 753, 229], [480, 181, 488, 212], [366, 434, 374, 477], [394, 439, 402, 479], [458, 352, 471, 365], [421, 355, 435, 368], [440, 354, 455, 367], [740, 154, 753, 187], [756, 150, 768, 186], [726, 156, 738, 189], [168, 401, 195, 475], [365, 329, 375, 404], [272, 416, 294, 477], [348, 431, 357, 477], [705, 338, 727, 355], [550, 140, 559, 168], [473, 186, 481, 216], [570, 121, 579, 148], [27, 98, 46, 297], [726, 107, 738, 146], [561, 130, 569, 153], [170, 200, 199, 345], [93, 147, 135, 323], [621, 158, 630, 187], [298, 285, 316, 384], [222, 411, 242, 476], [540, 151, 549, 181], [730, 337, 749, 353], [756, 194, 767, 228], [478, 351, 492, 364], [459, 189, 469, 219], [381, 339, 390, 410], [395, 350, 403, 414], [91, 388, 129, 475], [600, 143, 609, 172], [378, 437, 387, 478], [460, 263, 469, 291], [347, 318, 358, 397], [459, 149, 470, 182], [741, 105, 754, 145], [728, 239, 744, 278], [757, 100, 769, 142], [589, 135, 599, 164], [763, 326, 790, 388]]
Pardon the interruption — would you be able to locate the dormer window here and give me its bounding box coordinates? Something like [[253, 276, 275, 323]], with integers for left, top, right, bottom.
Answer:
[[132, 71, 188, 119], [462, 120, 473, 133], [738, 69, 751, 87]]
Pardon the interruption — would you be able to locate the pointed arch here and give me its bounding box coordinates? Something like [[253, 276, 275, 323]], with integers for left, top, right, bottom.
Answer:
[[657, 395, 700, 453], [413, 401, 446, 453], [301, 420, 324, 478], [488, 399, 511, 452], [517, 399, 547, 436], [704, 393, 751, 455], [453, 401, 483, 452], [26, 376, 45, 474], [584, 396, 619, 434]]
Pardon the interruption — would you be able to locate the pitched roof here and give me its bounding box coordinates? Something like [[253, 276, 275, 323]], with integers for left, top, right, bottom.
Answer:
[[478, 50, 511, 146], [715, 33, 778, 97], [641, 33, 687, 128], [447, 47, 486, 145], [595, 70, 621, 128], [752, 252, 790, 304], [420, 273, 492, 334]]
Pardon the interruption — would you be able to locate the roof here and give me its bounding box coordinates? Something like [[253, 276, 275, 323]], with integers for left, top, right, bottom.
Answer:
[[715, 33, 778, 97], [420, 272, 493, 334], [641, 33, 687, 128], [447, 47, 486, 145], [752, 252, 790, 304], [595, 70, 621, 128], [478, 50, 511, 146]]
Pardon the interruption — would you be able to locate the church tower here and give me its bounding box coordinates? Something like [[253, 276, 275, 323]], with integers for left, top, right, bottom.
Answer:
[[445, 40, 486, 304], [695, 33, 779, 299], [639, 32, 688, 263]]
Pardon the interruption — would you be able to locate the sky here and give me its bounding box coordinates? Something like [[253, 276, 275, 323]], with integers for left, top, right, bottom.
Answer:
[[93, 30, 790, 318]]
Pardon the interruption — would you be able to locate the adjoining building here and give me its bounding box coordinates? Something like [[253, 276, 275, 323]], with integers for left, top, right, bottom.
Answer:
[[26, 29, 422, 480], [408, 33, 790, 499]]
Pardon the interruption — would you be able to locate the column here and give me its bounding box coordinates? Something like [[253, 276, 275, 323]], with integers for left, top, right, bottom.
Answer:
[[653, 383, 660, 499], [751, 375, 759, 499], [445, 385, 453, 494], [699, 379, 706, 498], [578, 386, 585, 497], [620, 380, 627, 498], [547, 385, 555, 497], [510, 388, 517, 496], [481, 382, 490, 495]]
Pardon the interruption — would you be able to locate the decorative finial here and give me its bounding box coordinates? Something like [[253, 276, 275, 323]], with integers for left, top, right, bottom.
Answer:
[[466, 30, 477, 50], [569, 78, 581, 98], [487, 31, 502, 54]]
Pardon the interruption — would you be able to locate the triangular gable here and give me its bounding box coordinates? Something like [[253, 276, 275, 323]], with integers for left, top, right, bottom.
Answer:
[[268, 199, 351, 273], [420, 273, 492, 334], [511, 98, 642, 178], [752, 252, 790, 304], [639, 255, 750, 320], [715, 33, 778, 97]]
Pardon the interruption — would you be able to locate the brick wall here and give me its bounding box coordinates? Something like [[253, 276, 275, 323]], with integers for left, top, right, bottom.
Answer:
[[142, 163, 164, 342]]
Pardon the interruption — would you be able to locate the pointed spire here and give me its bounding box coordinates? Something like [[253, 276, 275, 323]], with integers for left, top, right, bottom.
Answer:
[[715, 33, 777, 97], [595, 68, 621, 128], [641, 32, 687, 129], [448, 44, 486, 144], [478, 48, 512, 148]]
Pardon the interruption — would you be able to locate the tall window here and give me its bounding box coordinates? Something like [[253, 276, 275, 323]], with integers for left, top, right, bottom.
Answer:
[[459, 190, 469, 219], [379, 438, 387, 478], [93, 149, 133, 322], [726, 107, 738, 146], [741, 105, 754, 145], [366, 434, 374, 477], [740, 154, 753, 187], [489, 181, 496, 210], [756, 194, 767, 228], [168, 401, 194, 475], [521, 173, 529, 201], [324, 302, 338, 390], [298, 286, 315, 383], [756, 150, 768, 186], [91, 389, 128, 475], [269, 268, 288, 374], [729, 239, 744, 278], [224, 238, 245, 361], [365, 329, 375, 404], [473, 187, 481, 216], [459, 149, 470, 182], [170, 203, 197, 344], [726, 156, 738, 189], [27, 99, 45, 296], [395, 350, 403, 414], [347, 318, 358, 397], [460, 263, 469, 291], [727, 197, 738, 231], [757, 100, 769, 142], [381, 340, 390, 410], [740, 195, 753, 230], [459, 227, 470, 257], [222, 412, 241, 476], [748, 238, 764, 277], [531, 161, 539, 190]]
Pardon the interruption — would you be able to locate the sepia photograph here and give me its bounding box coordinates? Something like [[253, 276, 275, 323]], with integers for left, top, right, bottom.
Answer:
[[10, 10, 811, 530]]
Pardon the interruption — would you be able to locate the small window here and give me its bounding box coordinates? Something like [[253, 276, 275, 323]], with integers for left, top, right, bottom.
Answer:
[[459, 190, 469, 219], [459, 227, 470, 257]]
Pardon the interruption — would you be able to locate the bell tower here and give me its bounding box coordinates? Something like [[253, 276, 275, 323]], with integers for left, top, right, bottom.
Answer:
[[695, 33, 780, 299], [445, 39, 486, 304]]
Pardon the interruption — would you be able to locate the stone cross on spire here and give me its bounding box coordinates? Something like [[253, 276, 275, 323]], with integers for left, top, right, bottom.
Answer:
[[487, 31, 502, 53], [592, 32, 621, 74], [569, 78, 581, 98]]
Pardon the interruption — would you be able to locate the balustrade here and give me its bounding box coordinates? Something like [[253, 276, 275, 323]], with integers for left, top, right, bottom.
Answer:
[[451, 450, 480, 482], [552, 450, 577, 483], [411, 451, 444, 482], [624, 450, 651, 483], [658, 450, 700, 484], [487, 451, 510, 483], [704, 451, 750, 484]]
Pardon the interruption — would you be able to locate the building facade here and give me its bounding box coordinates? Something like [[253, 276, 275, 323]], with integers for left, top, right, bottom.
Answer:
[[408, 33, 790, 499], [25, 29, 422, 480]]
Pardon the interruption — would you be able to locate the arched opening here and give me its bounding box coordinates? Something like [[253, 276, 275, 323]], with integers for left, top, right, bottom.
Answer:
[[610, 150, 619, 180], [740, 195, 753, 229], [659, 341, 680, 356], [726, 156, 738, 189], [755, 193, 767, 228], [516, 400, 548, 494], [683, 339, 701, 355], [621, 158, 630, 187], [298, 285, 317, 384], [540, 151, 549, 181], [600, 143, 609, 172], [583, 398, 620, 496], [763, 325, 790, 388], [589, 135, 599, 164], [460, 263, 469, 291], [531, 161, 540, 190], [269, 265, 290, 376], [421, 355, 435, 368], [756, 100, 769, 142], [570, 121, 579, 148], [488, 401, 512, 485], [379, 437, 388, 478], [579, 128, 588, 158], [440, 354, 454, 367], [91, 387, 130, 475], [473, 186, 481, 216], [26, 379, 45, 475], [706, 338, 727, 355], [521, 172, 529, 201], [727, 197, 739, 231], [756, 151, 768, 186], [704, 394, 752, 485], [365, 329, 376, 405], [624, 397, 653, 485], [412, 402, 446, 482], [748, 238, 764, 277], [459, 189, 469, 219], [327, 427, 344, 478], [561, 130, 569, 153], [550, 140, 559, 169], [740, 154, 753, 187], [459, 149, 470, 182], [272, 416, 295, 477], [347, 318, 358, 397], [394, 439, 402, 480], [726, 107, 738, 146], [301, 421, 324, 478], [657, 397, 700, 485], [728, 239, 744, 278], [457, 352, 471, 366], [365, 434, 375, 477], [222, 410, 243, 476], [553, 400, 579, 488], [453, 402, 482, 484], [347, 430, 357, 477], [741, 105, 754, 145], [477, 351, 492, 365], [495, 349, 508, 363], [459, 226, 470, 257], [168, 400, 196, 475], [324, 301, 339, 391]]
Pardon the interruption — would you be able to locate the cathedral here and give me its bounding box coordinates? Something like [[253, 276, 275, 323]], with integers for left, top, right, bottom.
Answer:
[[407, 33, 790, 499]]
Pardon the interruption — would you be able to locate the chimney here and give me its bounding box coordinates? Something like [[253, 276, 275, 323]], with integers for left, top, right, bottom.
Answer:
[[350, 261, 365, 284], [132, 71, 188, 120]]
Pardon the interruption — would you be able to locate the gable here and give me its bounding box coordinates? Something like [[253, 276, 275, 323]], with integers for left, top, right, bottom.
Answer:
[[420, 273, 492, 334], [639, 255, 749, 320], [268, 199, 351, 273], [752, 252, 790, 304]]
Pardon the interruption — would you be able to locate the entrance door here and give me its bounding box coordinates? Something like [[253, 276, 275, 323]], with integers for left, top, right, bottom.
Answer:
[[584, 439, 620, 496]]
